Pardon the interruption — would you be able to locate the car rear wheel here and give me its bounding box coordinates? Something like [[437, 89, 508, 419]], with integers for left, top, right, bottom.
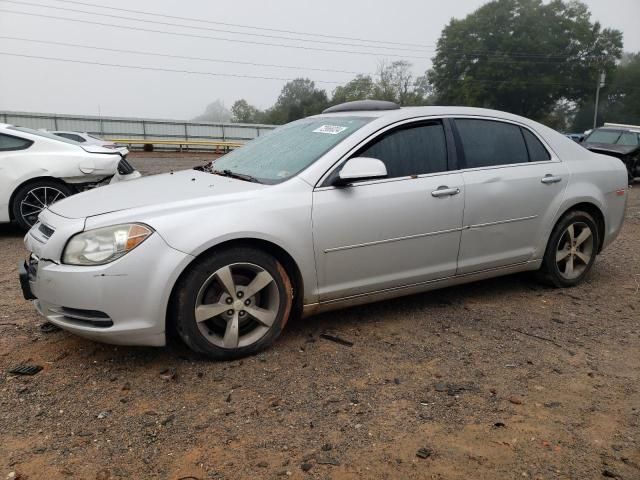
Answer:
[[173, 247, 293, 360], [538, 210, 599, 288], [12, 180, 73, 231]]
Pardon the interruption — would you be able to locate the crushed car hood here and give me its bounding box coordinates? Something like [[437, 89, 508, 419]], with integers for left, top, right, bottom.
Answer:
[[584, 143, 639, 156], [48, 169, 267, 219]]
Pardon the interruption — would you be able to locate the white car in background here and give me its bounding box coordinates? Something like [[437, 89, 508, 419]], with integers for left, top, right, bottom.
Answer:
[[0, 124, 140, 230], [50, 131, 128, 154]]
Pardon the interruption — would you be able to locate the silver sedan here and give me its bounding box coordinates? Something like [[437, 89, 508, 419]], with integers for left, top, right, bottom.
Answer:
[[21, 102, 628, 359]]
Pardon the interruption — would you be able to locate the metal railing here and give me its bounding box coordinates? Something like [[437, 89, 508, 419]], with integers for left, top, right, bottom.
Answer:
[[109, 138, 244, 152], [0, 110, 277, 151]]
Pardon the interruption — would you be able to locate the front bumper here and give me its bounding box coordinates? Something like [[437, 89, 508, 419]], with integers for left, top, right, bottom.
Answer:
[[19, 261, 36, 300], [24, 220, 193, 347]]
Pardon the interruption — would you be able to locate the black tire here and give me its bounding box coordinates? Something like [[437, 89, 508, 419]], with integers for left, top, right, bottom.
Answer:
[[12, 179, 74, 231], [172, 247, 293, 360], [538, 210, 599, 288]]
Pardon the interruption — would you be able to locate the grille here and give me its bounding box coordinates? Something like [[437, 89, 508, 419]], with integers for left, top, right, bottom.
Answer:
[[50, 307, 113, 328]]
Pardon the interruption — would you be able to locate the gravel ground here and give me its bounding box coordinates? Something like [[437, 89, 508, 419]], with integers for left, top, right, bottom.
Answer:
[[1, 154, 638, 480]]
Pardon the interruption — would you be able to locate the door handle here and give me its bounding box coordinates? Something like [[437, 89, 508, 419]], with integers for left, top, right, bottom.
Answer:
[[541, 174, 562, 184], [431, 186, 460, 197]]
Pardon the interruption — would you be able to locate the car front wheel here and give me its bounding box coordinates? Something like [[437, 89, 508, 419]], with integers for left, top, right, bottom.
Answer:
[[12, 180, 73, 231], [539, 210, 599, 288], [173, 247, 293, 360]]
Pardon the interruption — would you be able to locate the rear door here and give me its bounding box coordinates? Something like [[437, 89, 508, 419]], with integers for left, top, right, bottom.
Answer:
[[453, 118, 568, 274], [312, 119, 465, 301]]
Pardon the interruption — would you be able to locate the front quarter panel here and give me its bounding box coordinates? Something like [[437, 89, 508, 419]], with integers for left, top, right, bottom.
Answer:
[[84, 178, 318, 304]]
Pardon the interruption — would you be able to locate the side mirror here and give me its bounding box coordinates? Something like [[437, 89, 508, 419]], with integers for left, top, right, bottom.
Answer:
[[334, 157, 387, 186]]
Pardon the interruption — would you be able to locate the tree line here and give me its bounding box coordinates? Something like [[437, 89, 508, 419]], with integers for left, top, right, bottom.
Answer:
[[194, 0, 640, 132]]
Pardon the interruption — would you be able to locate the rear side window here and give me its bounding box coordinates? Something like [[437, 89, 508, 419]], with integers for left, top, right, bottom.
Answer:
[[0, 133, 32, 151], [356, 121, 448, 178], [455, 119, 528, 168], [522, 129, 551, 162]]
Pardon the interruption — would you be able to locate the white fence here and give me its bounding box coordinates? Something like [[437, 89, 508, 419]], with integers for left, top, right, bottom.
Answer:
[[0, 111, 276, 148]]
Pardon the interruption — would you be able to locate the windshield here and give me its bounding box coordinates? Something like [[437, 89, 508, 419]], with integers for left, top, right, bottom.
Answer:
[[210, 116, 372, 184], [585, 129, 639, 146], [618, 131, 639, 146], [8, 126, 82, 146]]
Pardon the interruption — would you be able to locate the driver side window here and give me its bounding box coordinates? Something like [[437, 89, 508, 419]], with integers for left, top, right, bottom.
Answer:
[[355, 121, 448, 178]]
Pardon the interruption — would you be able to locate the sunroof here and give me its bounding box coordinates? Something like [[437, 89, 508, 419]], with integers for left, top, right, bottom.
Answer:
[[323, 100, 401, 114]]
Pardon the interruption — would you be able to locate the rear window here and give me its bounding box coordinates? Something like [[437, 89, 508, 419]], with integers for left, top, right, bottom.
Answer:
[[456, 119, 529, 168], [54, 132, 85, 142]]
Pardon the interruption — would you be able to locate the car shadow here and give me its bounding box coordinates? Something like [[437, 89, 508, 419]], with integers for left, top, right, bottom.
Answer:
[[286, 271, 546, 337], [0, 223, 24, 238], [55, 271, 549, 367]]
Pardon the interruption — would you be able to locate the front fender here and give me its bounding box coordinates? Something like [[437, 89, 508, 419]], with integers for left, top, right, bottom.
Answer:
[[83, 180, 319, 304]]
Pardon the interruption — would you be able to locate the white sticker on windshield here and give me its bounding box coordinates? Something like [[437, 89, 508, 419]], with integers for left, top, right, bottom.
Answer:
[[313, 125, 348, 135]]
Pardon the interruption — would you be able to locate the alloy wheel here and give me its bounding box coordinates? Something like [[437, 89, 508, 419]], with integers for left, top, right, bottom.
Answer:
[[194, 263, 279, 349], [19, 186, 67, 227], [555, 222, 594, 280]]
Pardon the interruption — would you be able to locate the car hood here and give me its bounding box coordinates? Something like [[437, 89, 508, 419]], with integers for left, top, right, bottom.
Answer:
[[584, 143, 639, 156], [48, 169, 267, 219]]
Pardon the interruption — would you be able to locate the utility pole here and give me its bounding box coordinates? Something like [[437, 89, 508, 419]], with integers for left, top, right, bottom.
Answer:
[[593, 71, 606, 129], [98, 104, 104, 136]]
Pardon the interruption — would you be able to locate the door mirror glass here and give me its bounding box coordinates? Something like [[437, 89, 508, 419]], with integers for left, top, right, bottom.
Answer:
[[335, 157, 387, 185]]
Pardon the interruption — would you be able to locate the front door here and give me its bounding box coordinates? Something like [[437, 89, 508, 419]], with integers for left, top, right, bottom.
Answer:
[[312, 120, 465, 301]]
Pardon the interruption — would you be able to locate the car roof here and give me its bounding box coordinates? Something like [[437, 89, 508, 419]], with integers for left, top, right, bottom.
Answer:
[[311, 105, 546, 129], [314, 105, 528, 119]]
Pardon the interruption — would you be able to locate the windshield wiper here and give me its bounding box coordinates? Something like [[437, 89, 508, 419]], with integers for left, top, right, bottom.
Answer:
[[210, 169, 261, 184]]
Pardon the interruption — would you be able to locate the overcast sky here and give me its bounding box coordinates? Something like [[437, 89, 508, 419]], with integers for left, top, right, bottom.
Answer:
[[0, 0, 638, 120]]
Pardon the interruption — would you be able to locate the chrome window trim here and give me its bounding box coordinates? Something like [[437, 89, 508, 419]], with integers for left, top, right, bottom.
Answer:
[[450, 114, 558, 166], [315, 114, 559, 190]]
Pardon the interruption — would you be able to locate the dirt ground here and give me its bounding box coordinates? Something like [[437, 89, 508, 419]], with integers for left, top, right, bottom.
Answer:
[[1, 154, 639, 480]]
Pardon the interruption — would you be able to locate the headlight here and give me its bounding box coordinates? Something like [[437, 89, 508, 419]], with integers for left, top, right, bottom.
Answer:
[[62, 224, 153, 265]]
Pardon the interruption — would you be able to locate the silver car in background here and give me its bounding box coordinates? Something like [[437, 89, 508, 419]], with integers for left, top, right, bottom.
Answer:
[[20, 102, 628, 359]]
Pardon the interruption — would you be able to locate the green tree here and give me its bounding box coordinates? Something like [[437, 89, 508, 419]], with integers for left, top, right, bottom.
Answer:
[[193, 99, 232, 122], [329, 62, 432, 107], [571, 53, 640, 131], [331, 75, 376, 104], [266, 78, 329, 124], [602, 53, 640, 125], [429, 0, 623, 120], [374, 60, 429, 105], [230, 99, 265, 124]]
